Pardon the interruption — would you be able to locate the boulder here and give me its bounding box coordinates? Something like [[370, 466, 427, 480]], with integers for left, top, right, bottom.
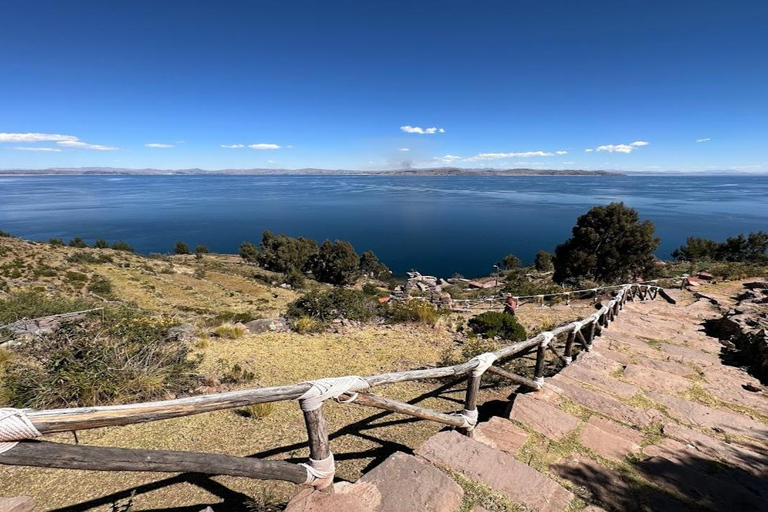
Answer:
[[244, 318, 289, 334]]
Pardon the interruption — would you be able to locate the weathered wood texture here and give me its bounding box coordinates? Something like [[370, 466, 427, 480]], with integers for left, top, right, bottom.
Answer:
[[0, 440, 308, 484]]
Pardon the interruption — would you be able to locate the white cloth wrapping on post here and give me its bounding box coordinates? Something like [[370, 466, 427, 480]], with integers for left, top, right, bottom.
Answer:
[[469, 352, 498, 377], [569, 320, 584, 333], [0, 408, 41, 455], [539, 332, 554, 348], [300, 452, 335, 488], [458, 407, 479, 430], [298, 376, 370, 412]]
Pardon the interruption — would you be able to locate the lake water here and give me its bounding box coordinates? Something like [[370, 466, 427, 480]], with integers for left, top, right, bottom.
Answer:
[[1, 174, 766, 278]]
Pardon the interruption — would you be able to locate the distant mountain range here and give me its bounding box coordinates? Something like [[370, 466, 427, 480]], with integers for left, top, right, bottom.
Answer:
[[0, 167, 622, 176]]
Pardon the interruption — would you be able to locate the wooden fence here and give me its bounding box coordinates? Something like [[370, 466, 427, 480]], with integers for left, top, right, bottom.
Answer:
[[0, 283, 662, 492]]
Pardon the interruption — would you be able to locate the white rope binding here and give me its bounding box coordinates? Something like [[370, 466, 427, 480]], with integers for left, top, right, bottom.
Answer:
[[0, 408, 41, 455], [300, 452, 335, 488], [298, 376, 370, 412], [458, 408, 479, 430], [470, 352, 498, 377], [539, 332, 554, 348]]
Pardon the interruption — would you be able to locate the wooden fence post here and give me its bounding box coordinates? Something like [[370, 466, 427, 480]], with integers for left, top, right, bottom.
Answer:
[[533, 343, 547, 388], [563, 330, 576, 364], [302, 406, 334, 493], [461, 374, 481, 438]]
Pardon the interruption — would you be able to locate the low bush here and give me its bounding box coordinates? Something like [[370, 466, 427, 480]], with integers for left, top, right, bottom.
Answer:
[[93, 239, 109, 249], [49, 238, 66, 247], [468, 311, 527, 341], [283, 268, 306, 289], [111, 240, 134, 252], [69, 237, 88, 248], [236, 402, 275, 420], [195, 245, 210, 254], [87, 275, 114, 296], [174, 241, 191, 255], [67, 251, 113, 264], [287, 288, 377, 323], [388, 299, 440, 326], [0, 290, 93, 325], [206, 311, 257, 327], [1, 308, 198, 408], [361, 283, 379, 295], [0, 230, 11, 238]]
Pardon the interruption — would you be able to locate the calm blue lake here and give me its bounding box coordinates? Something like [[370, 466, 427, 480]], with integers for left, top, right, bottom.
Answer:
[[1, 174, 766, 278]]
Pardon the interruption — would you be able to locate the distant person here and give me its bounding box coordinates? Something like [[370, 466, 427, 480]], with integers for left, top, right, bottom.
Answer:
[[504, 296, 518, 316]]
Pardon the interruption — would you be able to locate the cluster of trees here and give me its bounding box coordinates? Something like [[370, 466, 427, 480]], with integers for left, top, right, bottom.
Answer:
[[672, 232, 768, 263], [239, 231, 391, 286], [50, 237, 135, 252], [498, 250, 553, 273], [173, 241, 209, 256]]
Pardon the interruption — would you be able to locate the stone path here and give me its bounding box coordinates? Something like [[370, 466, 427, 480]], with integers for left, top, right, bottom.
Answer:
[[287, 287, 768, 511]]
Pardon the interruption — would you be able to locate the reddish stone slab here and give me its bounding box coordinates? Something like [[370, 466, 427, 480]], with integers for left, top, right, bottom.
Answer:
[[508, 394, 581, 441], [622, 364, 692, 395], [658, 343, 719, 365], [474, 417, 529, 456], [548, 375, 661, 427], [579, 420, 640, 461], [0, 499, 35, 512], [647, 391, 768, 441], [286, 483, 382, 512], [560, 365, 639, 398], [359, 452, 464, 512], [587, 416, 644, 444], [416, 431, 574, 512]]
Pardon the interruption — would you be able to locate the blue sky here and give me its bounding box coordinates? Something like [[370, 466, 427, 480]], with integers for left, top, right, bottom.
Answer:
[[0, 1, 766, 172]]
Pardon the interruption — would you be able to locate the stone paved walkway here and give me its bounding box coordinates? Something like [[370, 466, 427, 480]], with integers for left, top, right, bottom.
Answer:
[[287, 287, 768, 512]]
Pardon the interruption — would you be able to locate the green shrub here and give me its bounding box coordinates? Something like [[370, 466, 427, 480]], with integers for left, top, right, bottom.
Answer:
[[312, 240, 360, 285], [388, 299, 440, 326], [362, 283, 379, 295], [207, 311, 257, 327], [1, 308, 197, 408], [534, 251, 554, 272], [87, 275, 114, 296], [111, 240, 134, 252], [0, 230, 12, 238], [258, 231, 318, 273], [283, 268, 306, 289], [67, 251, 113, 264], [287, 288, 376, 323], [49, 238, 66, 247], [0, 290, 93, 324], [93, 239, 109, 249], [502, 254, 522, 270], [468, 311, 527, 341], [69, 237, 88, 248], [174, 241, 191, 255], [359, 251, 391, 280], [195, 245, 210, 254], [239, 241, 260, 262], [64, 271, 88, 285]]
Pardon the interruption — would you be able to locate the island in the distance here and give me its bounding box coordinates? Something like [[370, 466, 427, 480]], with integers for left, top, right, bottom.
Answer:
[[0, 166, 622, 176]]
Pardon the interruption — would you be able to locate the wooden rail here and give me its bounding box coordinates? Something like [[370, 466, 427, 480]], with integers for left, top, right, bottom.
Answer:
[[0, 283, 662, 492]]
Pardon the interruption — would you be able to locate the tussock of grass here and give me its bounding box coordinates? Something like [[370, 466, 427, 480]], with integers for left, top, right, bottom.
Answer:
[[236, 403, 276, 420], [213, 322, 248, 339], [450, 470, 527, 512], [293, 315, 324, 333], [623, 392, 670, 417], [639, 337, 664, 350]]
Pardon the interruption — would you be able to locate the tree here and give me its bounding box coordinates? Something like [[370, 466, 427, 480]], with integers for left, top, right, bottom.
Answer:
[[174, 241, 191, 255], [239, 241, 259, 262], [194, 245, 209, 254], [312, 240, 360, 285], [553, 203, 659, 284], [258, 231, 318, 273], [502, 254, 522, 270], [534, 251, 554, 272], [359, 250, 391, 280], [49, 238, 65, 247], [672, 237, 719, 261], [93, 239, 109, 249], [68, 237, 87, 248]]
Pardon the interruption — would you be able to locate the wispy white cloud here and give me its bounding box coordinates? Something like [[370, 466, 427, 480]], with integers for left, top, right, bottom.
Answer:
[[57, 140, 118, 151], [594, 141, 649, 154], [696, 138, 711, 143], [145, 143, 175, 148], [249, 143, 281, 150], [221, 144, 245, 149], [0, 132, 78, 143], [0, 132, 117, 150], [432, 154, 463, 164], [400, 125, 445, 135], [399, 148, 410, 152], [13, 146, 62, 152], [585, 148, 594, 152], [555, 150, 568, 155]]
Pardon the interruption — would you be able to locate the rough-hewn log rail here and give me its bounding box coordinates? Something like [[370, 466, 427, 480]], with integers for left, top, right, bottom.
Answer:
[[0, 282, 664, 491]]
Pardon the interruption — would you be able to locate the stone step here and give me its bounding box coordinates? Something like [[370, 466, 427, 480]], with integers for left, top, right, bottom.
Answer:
[[285, 452, 464, 512], [646, 390, 768, 442], [547, 374, 662, 427], [636, 456, 768, 511], [560, 364, 639, 399], [622, 363, 693, 395], [508, 393, 581, 441], [578, 416, 642, 461], [473, 417, 529, 456], [415, 431, 574, 512]]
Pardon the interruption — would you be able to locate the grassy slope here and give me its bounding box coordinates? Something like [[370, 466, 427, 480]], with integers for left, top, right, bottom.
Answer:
[[0, 237, 607, 510]]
